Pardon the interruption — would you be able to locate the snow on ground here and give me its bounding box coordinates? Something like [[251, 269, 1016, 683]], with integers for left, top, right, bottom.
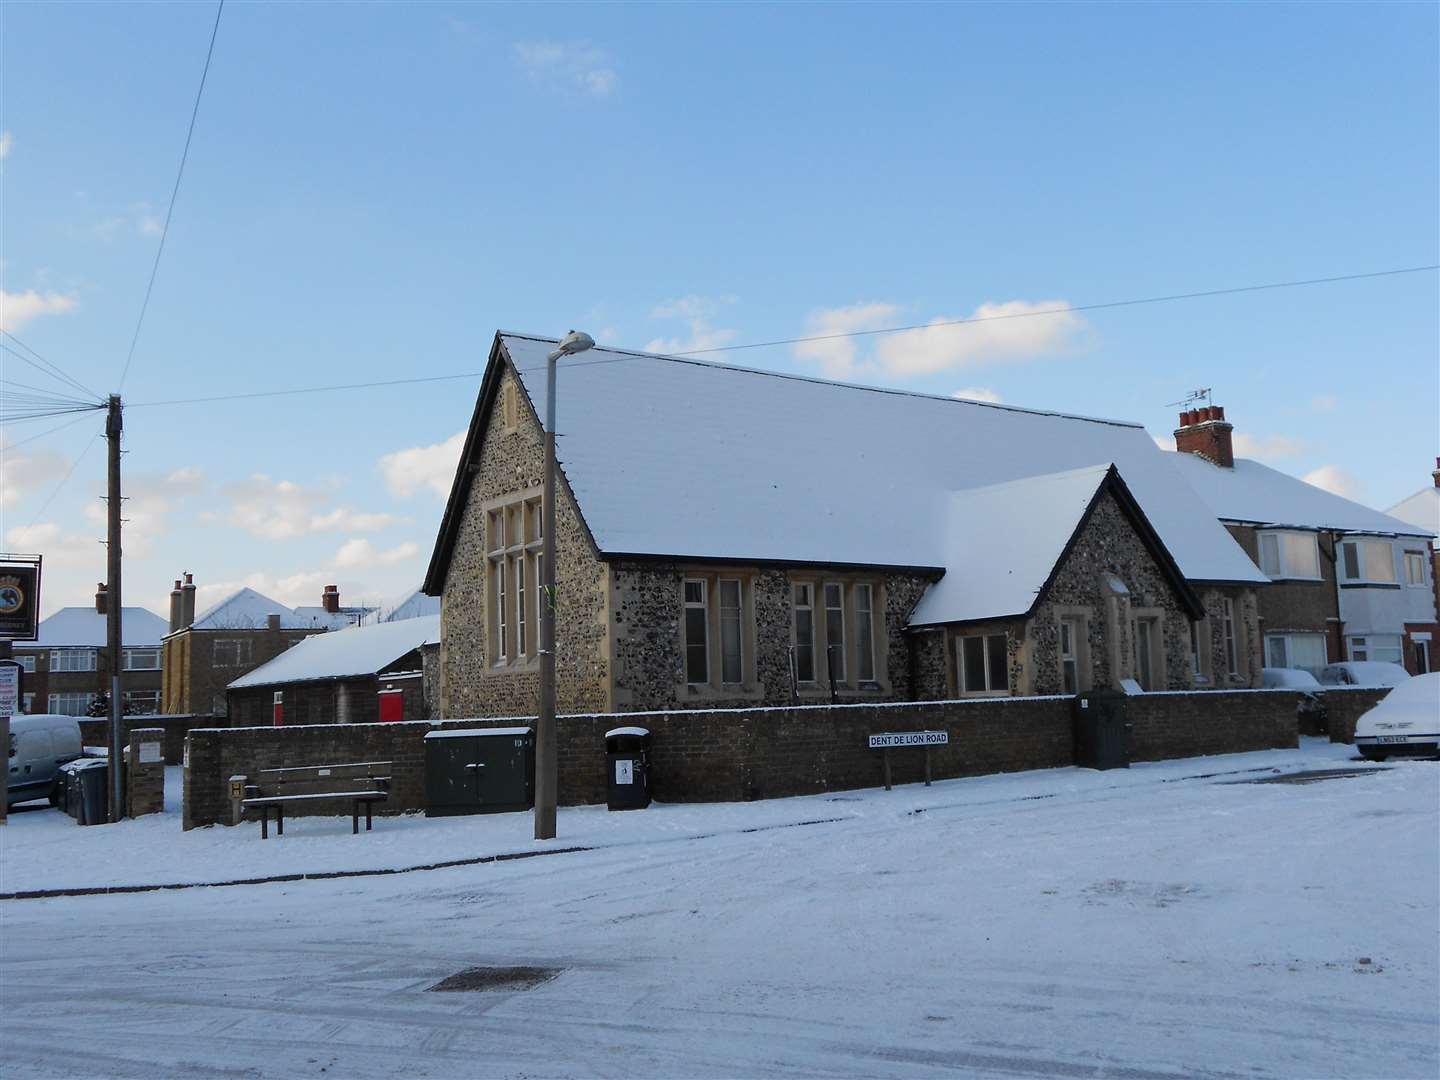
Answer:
[[1, 740, 1436, 1079]]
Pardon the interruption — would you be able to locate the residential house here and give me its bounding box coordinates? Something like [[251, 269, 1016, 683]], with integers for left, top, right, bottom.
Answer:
[[1385, 458, 1440, 672], [422, 333, 1269, 718], [11, 585, 168, 715], [161, 574, 371, 716], [1169, 409, 1437, 675], [227, 614, 440, 725]]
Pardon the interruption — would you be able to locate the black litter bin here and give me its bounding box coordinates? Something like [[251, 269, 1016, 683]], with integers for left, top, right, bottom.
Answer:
[[1074, 690, 1131, 770], [63, 759, 109, 825], [605, 726, 651, 810]]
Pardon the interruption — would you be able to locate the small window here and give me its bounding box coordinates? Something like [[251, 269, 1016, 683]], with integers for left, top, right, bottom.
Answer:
[[213, 639, 253, 667], [958, 632, 1008, 696], [1404, 551, 1427, 586], [515, 559, 527, 658], [1340, 539, 1397, 584], [854, 584, 876, 683], [48, 692, 94, 716], [684, 579, 709, 685], [793, 584, 815, 684], [1134, 617, 1162, 692], [1060, 618, 1082, 694], [50, 648, 97, 673], [1258, 531, 1321, 579], [1414, 641, 1431, 674], [1222, 599, 1238, 676], [496, 563, 509, 659], [122, 690, 160, 715], [823, 583, 846, 684], [121, 647, 161, 671], [719, 579, 743, 684], [1189, 620, 1204, 679], [14, 654, 36, 673]]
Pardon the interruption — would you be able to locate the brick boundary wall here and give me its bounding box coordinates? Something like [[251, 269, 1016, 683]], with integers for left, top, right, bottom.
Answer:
[[1320, 687, 1392, 744], [80, 714, 223, 765], [125, 728, 166, 817], [183, 690, 1304, 829]]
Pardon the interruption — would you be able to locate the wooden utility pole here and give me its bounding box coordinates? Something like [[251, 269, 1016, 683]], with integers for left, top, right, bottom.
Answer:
[[106, 394, 125, 822]]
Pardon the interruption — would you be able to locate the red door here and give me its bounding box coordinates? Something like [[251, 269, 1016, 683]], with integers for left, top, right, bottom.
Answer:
[[377, 689, 404, 723]]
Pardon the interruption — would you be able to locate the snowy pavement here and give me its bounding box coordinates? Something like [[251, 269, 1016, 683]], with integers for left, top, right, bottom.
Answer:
[[1, 740, 1436, 1078]]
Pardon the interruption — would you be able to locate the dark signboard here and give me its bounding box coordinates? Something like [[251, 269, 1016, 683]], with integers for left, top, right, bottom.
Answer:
[[0, 556, 42, 641]]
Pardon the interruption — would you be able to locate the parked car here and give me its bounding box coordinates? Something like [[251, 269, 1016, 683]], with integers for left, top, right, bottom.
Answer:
[[7, 714, 84, 807], [1318, 662, 1411, 688], [1354, 673, 1440, 761], [1262, 668, 1323, 690]]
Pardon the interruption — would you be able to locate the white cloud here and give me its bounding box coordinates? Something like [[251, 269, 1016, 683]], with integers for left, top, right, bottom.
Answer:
[[794, 298, 1086, 380], [216, 474, 406, 539], [0, 132, 11, 160], [334, 538, 421, 569], [378, 430, 465, 500], [0, 440, 72, 510], [81, 466, 208, 558], [514, 41, 618, 97], [1232, 433, 1306, 461], [951, 387, 1002, 404], [645, 295, 738, 355], [1310, 394, 1337, 413], [1, 289, 78, 332], [4, 521, 100, 570], [1302, 465, 1364, 501]]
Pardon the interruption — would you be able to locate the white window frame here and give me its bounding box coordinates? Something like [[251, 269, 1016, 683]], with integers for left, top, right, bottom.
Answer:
[[1404, 550, 1427, 587], [718, 578, 744, 685], [1060, 617, 1083, 694], [212, 639, 253, 667], [854, 583, 876, 684], [49, 648, 97, 673], [121, 647, 161, 671], [1257, 530, 1322, 580], [1340, 539, 1398, 585], [792, 583, 816, 685], [48, 692, 93, 716], [956, 632, 1009, 697], [22, 692, 35, 713], [122, 689, 160, 715], [13, 654, 36, 673], [823, 582, 846, 685], [683, 578, 710, 686], [487, 494, 542, 666], [1222, 599, 1239, 676]]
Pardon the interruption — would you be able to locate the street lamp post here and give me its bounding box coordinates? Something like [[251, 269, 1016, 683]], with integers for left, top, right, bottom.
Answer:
[[536, 330, 595, 840]]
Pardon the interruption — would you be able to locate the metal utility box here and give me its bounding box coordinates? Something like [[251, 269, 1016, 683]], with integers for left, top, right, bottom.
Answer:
[[424, 727, 534, 816], [1073, 690, 1131, 770], [604, 726, 651, 811]]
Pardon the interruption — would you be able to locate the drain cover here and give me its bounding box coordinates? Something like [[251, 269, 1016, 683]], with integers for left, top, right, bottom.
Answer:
[[428, 966, 563, 992]]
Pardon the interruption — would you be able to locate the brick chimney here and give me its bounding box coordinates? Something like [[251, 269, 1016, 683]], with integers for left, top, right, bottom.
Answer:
[[95, 582, 108, 615], [180, 572, 197, 629], [321, 584, 340, 614], [1174, 405, 1234, 469], [1433, 456, 1439, 488], [266, 612, 281, 632], [169, 579, 183, 633]]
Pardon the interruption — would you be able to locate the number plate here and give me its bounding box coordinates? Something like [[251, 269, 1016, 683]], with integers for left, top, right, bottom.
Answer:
[[1376, 735, 1409, 744]]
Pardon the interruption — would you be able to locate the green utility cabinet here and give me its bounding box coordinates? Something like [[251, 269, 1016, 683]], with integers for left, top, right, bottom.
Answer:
[[1073, 690, 1132, 770], [424, 727, 535, 816]]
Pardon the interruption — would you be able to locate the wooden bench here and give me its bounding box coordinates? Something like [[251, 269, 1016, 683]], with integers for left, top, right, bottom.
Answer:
[[239, 761, 391, 838]]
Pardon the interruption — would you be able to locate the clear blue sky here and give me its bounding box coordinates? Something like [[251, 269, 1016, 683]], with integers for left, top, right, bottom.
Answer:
[[3, 1, 1437, 618]]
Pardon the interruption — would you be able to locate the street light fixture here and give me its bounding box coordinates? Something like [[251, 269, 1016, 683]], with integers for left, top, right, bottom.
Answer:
[[536, 330, 595, 840]]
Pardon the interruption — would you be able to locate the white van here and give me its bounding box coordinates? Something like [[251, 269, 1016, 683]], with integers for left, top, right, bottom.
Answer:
[[7, 714, 84, 807]]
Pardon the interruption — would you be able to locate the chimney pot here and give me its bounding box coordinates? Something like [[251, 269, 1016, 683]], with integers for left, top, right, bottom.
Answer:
[[180, 572, 197, 629], [1212, 405, 1225, 421], [169, 579, 183, 633], [95, 583, 108, 615], [1177, 411, 1189, 427], [1433, 456, 1440, 488]]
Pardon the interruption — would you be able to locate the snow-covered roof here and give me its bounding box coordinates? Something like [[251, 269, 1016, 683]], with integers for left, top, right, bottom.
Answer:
[[909, 465, 1173, 626], [425, 334, 1268, 608], [188, 587, 355, 632], [381, 589, 441, 622], [16, 606, 168, 648], [229, 614, 440, 690], [1386, 486, 1440, 546], [1169, 453, 1434, 538]]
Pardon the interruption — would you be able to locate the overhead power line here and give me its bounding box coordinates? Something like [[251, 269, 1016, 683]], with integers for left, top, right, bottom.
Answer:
[[0, 332, 102, 402], [118, 0, 225, 390], [674, 264, 1440, 357], [123, 263, 1438, 409]]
